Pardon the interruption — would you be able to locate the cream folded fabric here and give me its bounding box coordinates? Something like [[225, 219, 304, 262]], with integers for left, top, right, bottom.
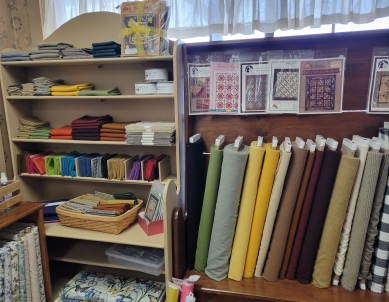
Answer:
[[228, 142, 266, 281], [254, 142, 292, 277], [242, 143, 280, 278], [311, 155, 360, 288]]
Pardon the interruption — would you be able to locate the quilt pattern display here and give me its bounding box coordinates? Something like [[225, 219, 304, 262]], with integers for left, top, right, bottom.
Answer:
[[378, 75, 389, 103], [305, 75, 336, 111], [245, 75, 267, 111], [273, 69, 299, 100], [188, 64, 211, 114], [215, 72, 239, 112]]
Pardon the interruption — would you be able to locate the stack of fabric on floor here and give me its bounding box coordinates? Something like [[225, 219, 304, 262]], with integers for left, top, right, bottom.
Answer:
[[50, 125, 72, 140], [7, 84, 22, 96], [62, 47, 93, 59], [50, 83, 94, 96], [100, 122, 136, 141], [71, 115, 113, 140], [92, 41, 121, 58], [16, 116, 50, 139], [33, 77, 64, 96], [125, 121, 176, 145], [1, 50, 30, 61], [22, 83, 34, 96], [30, 42, 74, 60]]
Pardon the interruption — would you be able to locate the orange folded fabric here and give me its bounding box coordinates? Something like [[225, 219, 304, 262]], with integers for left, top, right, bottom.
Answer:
[[100, 133, 126, 139], [50, 135, 73, 140], [50, 125, 72, 136], [100, 137, 125, 141], [100, 128, 126, 134]]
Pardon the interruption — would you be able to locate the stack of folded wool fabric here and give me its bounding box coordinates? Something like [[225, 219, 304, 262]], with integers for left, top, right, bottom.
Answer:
[[125, 121, 176, 145], [30, 42, 74, 60], [100, 122, 137, 141], [92, 41, 121, 58], [33, 77, 64, 96], [1, 51, 30, 61], [78, 87, 121, 96], [62, 48, 93, 60], [16, 116, 50, 139], [50, 83, 94, 96], [30, 127, 52, 139], [7, 84, 22, 96], [22, 83, 34, 96], [50, 125, 72, 140], [71, 115, 113, 140]]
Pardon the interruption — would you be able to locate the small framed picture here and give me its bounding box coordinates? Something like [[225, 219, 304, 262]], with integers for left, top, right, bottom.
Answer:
[[367, 56, 389, 113]]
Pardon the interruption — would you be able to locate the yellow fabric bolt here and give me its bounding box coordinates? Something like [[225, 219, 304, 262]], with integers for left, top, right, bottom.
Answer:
[[243, 143, 280, 278], [51, 83, 93, 92], [228, 141, 266, 281]]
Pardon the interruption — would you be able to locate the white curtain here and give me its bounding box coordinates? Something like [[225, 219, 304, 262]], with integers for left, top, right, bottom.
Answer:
[[40, 0, 389, 39]]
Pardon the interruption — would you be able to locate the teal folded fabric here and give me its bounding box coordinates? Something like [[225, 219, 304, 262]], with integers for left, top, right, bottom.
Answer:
[[78, 87, 121, 96]]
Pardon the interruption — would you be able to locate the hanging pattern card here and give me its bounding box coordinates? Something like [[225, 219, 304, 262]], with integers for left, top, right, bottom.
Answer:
[[241, 62, 269, 113], [268, 60, 300, 114], [210, 62, 240, 114], [298, 57, 345, 114], [368, 56, 389, 113], [188, 63, 211, 115]]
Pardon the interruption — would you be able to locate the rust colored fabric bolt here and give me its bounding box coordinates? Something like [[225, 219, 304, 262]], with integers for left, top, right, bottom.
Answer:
[[49, 125, 72, 136]]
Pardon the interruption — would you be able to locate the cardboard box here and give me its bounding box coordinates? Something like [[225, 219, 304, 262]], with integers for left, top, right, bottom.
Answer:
[[138, 211, 164, 236]]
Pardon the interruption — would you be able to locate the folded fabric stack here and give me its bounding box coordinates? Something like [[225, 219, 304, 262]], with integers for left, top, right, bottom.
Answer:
[[50, 125, 72, 140], [17, 116, 50, 139], [31, 42, 74, 60], [33, 77, 64, 96], [77, 153, 101, 177], [71, 115, 113, 140], [128, 154, 153, 180], [107, 154, 132, 180], [91, 153, 118, 178], [61, 152, 83, 177], [125, 121, 176, 145], [22, 83, 34, 96], [50, 83, 94, 96], [7, 84, 22, 96], [92, 41, 121, 58], [41, 199, 67, 223], [45, 153, 66, 175], [30, 127, 52, 139], [78, 87, 121, 96], [58, 271, 165, 302], [1, 51, 31, 62], [61, 48, 93, 60], [100, 122, 135, 142]]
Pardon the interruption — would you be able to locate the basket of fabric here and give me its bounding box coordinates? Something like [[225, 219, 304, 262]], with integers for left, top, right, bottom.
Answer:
[[56, 194, 143, 234]]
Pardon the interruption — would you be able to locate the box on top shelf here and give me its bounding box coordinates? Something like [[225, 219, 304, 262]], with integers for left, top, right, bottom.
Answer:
[[105, 243, 165, 276]]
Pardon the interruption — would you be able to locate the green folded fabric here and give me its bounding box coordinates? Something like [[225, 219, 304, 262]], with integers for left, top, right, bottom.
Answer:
[[78, 87, 121, 96], [45, 153, 66, 175]]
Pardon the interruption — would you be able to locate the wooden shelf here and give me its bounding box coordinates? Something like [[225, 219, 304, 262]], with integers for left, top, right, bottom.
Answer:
[[45, 221, 164, 248], [187, 270, 387, 302], [6, 95, 174, 100], [13, 138, 175, 146]]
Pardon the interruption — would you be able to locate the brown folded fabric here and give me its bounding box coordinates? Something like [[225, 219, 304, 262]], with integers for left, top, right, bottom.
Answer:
[[100, 128, 126, 134], [100, 137, 126, 141], [50, 125, 72, 136], [50, 135, 73, 140], [102, 122, 139, 130], [100, 133, 126, 139]]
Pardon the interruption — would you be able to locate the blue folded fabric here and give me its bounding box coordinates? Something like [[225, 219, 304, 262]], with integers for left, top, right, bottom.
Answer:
[[93, 53, 121, 58], [78, 153, 100, 177], [92, 45, 121, 51], [92, 41, 120, 47], [61, 153, 83, 177], [1, 57, 31, 61], [92, 49, 121, 55], [1, 51, 31, 57]]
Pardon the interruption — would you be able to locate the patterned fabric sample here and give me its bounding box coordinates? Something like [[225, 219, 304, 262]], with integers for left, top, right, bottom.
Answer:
[[273, 70, 299, 100], [215, 72, 239, 112], [59, 271, 165, 302], [245, 75, 267, 111], [0, 247, 5, 302], [378, 75, 389, 103], [305, 75, 336, 110], [369, 176, 389, 293]]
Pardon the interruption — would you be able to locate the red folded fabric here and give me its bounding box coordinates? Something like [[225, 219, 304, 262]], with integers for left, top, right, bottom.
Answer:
[[50, 125, 72, 136], [50, 135, 73, 140], [144, 154, 167, 181]]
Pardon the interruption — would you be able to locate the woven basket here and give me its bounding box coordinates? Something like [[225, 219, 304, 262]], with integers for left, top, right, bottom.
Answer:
[[56, 196, 144, 234]]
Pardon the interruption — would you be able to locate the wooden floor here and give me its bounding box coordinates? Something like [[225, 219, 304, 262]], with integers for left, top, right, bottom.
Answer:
[[186, 270, 389, 302]]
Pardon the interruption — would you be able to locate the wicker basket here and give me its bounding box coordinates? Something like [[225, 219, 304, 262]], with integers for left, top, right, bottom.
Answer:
[[56, 196, 144, 234]]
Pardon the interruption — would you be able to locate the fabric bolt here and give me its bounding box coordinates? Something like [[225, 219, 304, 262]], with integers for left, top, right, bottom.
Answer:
[[280, 150, 316, 279], [254, 142, 292, 277], [262, 143, 309, 282], [205, 143, 249, 281], [22, 235, 32, 302], [296, 148, 342, 284], [8, 242, 19, 302], [359, 154, 389, 281], [32, 226, 46, 302], [333, 143, 370, 280], [195, 145, 224, 272], [0, 247, 4, 302], [341, 151, 383, 292], [26, 231, 41, 302], [228, 141, 266, 281], [286, 149, 325, 280], [185, 138, 206, 269], [243, 143, 280, 278], [311, 155, 360, 288], [369, 178, 389, 293], [2, 245, 12, 302], [16, 239, 27, 302]]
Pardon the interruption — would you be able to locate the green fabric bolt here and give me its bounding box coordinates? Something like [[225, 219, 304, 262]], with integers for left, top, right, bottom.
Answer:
[[195, 145, 224, 272]]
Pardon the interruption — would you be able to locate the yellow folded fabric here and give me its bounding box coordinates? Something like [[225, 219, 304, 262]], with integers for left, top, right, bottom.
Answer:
[[228, 141, 266, 281], [243, 143, 280, 278], [50, 83, 93, 92], [51, 91, 80, 96]]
